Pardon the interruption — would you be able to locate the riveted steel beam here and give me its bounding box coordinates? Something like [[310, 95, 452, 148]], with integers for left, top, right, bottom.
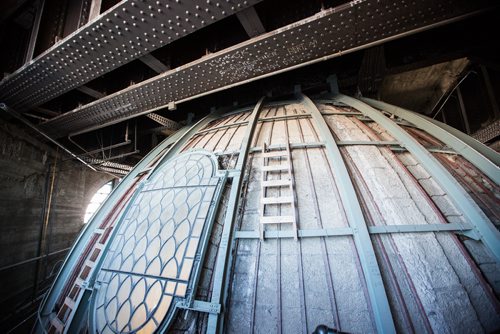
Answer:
[[359, 97, 500, 183], [145, 112, 180, 129], [37, 0, 494, 138], [207, 97, 265, 333], [0, 0, 262, 111], [336, 94, 500, 263], [300, 94, 396, 334]]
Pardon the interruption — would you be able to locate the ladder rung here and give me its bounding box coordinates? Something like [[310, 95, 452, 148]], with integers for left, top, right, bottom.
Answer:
[[261, 216, 296, 224], [262, 164, 289, 172], [262, 179, 291, 188], [64, 296, 75, 309], [262, 151, 288, 158], [262, 196, 294, 204], [50, 316, 64, 332]]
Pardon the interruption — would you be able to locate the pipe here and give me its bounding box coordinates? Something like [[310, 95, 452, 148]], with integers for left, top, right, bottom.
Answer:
[[0, 247, 71, 273], [0, 103, 96, 171]]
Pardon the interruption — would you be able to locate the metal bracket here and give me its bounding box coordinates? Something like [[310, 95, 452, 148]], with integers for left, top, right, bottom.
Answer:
[[177, 300, 221, 314]]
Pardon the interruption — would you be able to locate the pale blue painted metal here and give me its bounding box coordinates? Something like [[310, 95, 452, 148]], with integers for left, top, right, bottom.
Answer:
[[335, 94, 500, 263], [207, 97, 265, 333], [300, 93, 397, 334], [234, 222, 475, 239], [359, 97, 500, 183], [35, 113, 218, 333]]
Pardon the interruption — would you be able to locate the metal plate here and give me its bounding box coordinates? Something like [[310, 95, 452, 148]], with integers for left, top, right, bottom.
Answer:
[[0, 0, 261, 111], [39, 0, 493, 138]]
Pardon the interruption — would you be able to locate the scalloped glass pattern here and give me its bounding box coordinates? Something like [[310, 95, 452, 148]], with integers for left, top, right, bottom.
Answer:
[[93, 152, 221, 333]]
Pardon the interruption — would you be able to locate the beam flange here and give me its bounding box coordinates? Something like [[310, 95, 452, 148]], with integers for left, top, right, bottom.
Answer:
[[300, 94, 396, 334], [336, 94, 500, 263]]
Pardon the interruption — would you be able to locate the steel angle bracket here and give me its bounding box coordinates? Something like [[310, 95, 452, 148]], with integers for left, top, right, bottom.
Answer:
[[177, 300, 221, 314]]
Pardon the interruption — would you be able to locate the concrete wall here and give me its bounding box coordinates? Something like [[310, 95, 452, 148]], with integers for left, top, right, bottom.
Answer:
[[0, 119, 112, 331]]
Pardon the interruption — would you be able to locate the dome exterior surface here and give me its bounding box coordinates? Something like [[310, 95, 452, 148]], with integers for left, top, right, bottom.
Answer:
[[36, 95, 500, 333]]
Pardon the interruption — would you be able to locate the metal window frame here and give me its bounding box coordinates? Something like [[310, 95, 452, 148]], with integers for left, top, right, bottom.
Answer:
[[335, 94, 500, 263], [300, 93, 396, 334], [207, 97, 265, 333], [35, 112, 217, 331]]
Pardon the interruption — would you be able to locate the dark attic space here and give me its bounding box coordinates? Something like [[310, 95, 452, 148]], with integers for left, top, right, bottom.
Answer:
[[0, 0, 500, 333]]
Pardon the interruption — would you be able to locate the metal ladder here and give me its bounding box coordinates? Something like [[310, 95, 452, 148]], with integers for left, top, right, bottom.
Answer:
[[259, 141, 298, 240]]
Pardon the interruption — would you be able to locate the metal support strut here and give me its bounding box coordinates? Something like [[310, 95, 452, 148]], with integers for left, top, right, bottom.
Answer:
[[335, 94, 500, 263], [299, 93, 397, 334], [207, 97, 265, 333]]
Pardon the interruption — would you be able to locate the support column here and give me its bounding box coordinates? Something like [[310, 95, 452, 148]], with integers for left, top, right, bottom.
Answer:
[[456, 86, 471, 134], [207, 97, 265, 333], [300, 93, 396, 334], [24, 0, 45, 63], [336, 94, 500, 263]]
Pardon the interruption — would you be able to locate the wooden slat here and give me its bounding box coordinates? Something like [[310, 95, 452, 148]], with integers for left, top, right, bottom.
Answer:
[[262, 179, 291, 188], [261, 196, 294, 204]]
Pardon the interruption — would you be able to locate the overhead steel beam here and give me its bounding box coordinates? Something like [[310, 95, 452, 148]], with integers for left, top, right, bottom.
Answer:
[[0, 0, 262, 111], [37, 0, 495, 138], [88, 0, 102, 22], [139, 53, 169, 73], [300, 93, 396, 334], [207, 97, 265, 333], [75, 85, 105, 99], [236, 6, 265, 37], [145, 112, 180, 129], [359, 97, 500, 183], [24, 0, 45, 63], [336, 94, 500, 263]]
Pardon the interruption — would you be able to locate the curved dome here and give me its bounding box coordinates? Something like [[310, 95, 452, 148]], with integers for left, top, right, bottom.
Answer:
[[35, 95, 500, 333]]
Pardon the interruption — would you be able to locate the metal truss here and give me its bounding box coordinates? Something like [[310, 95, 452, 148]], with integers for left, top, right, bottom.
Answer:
[[0, 0, 262, 111], [38, 0, 494, 138]]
